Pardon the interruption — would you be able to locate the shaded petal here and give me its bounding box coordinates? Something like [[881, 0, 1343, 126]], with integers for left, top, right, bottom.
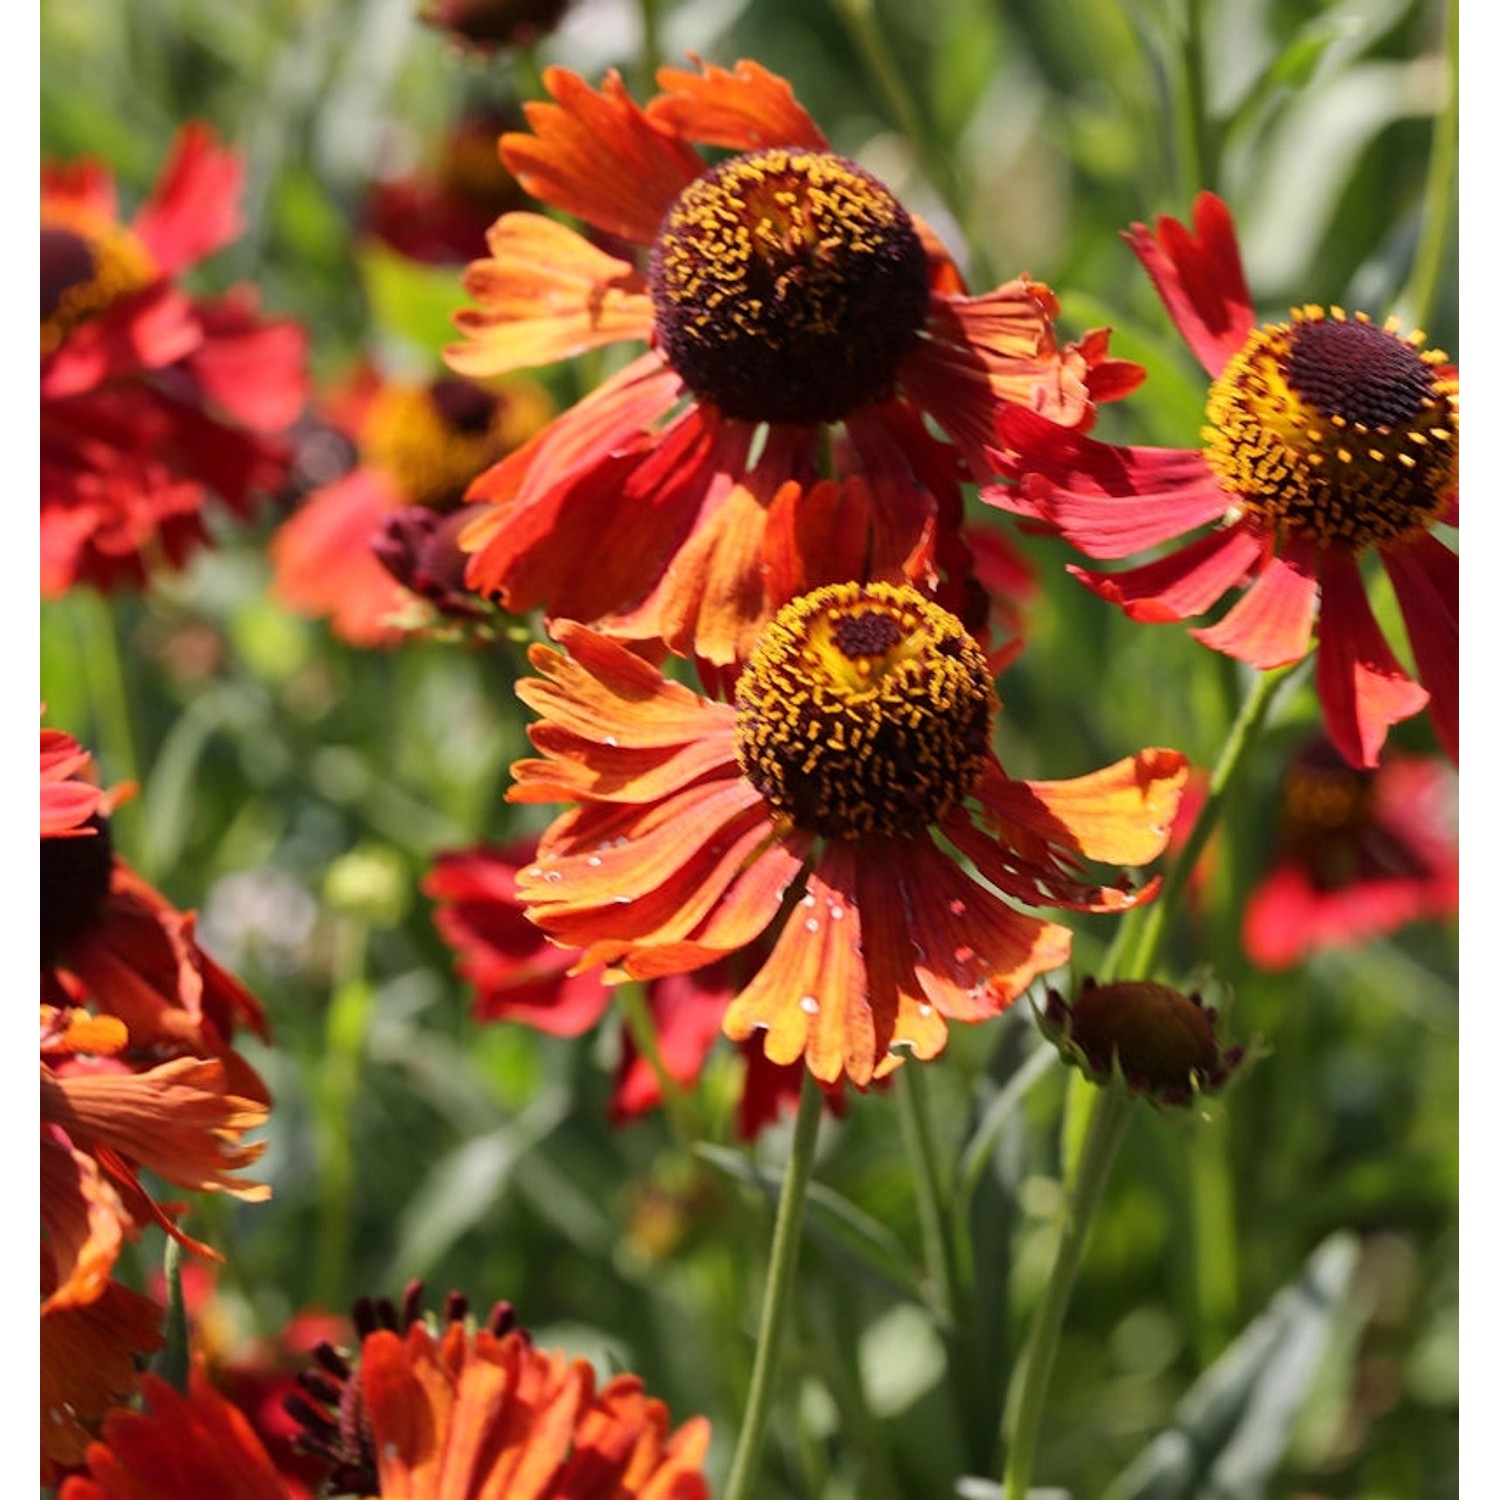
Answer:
[[1191, 531, 1320, 668], [610, 965, 734, 1121], [183, 291, 310, 432], [1315, 548, 1429, 769], [40, 285, 201, 398], [133, 122, 244, 276], [648, 57, 828, 150], [1124, 192, 1256, 378], [1072, 519, 1264, 621], [987, 409, 1231, 556], [764, 476, 875, 608], [449, 213, 653, 378], [1383, 532, 1458, 763], [501, 67, 703, 246]]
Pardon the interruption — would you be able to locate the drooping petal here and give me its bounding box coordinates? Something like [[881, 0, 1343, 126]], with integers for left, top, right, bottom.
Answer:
[[1123, 191, 1256, 378], [610, 964, 734, 1122], [132, 122, 244, 276], [1191, 532, 1320, 668], [183, 290, 310, 431], [40, 284, 201, 398], [987, 408, 1232, 555], [722, 842, 877, 1085], [1072, 519, 1264, 622], [449, 213, 654, 378], [648, 57, 829, 151], [500, 67, 703, 246], [1315, 548, 1429, 769], [1383, 532, 1458, 763], [975, 749, 1189, 867]]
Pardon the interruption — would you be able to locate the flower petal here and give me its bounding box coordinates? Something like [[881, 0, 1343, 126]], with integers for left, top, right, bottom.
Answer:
[[1072, 519, 1264, 621], [1191, 531, 1320, 668], [501, 67, 703, 246], [1383, 532, 1458, 763], [1315, 548, 1429, 769], [648, 57, 829, 151], [1124, 191, 1256, 379], [132, 122, 244, 276], [449, 213, 653, 378]]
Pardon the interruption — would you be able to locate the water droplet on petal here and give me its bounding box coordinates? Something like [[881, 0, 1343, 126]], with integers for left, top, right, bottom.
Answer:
[[828, 904, 844, 920], [799, 995, 820, 1015], [917, 1003, 933, 1018], [544, 870, 563, 884], [586, 855, 603, 867], [949, 898, 967, 917], [603, 734, 619, 747], [805, 917, 820, 933]]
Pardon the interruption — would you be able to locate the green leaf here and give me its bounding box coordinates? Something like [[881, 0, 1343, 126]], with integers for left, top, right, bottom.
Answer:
[[360, 240, 467, 363], [1103, 1232, 1363, 1500]]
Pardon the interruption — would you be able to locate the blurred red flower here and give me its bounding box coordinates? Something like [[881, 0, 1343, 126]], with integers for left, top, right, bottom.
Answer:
[[41, 122, 309, 595]]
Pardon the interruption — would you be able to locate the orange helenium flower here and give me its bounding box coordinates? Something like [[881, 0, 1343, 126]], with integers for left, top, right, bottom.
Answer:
[[510, 582, 1188, 1087], [62, 1322, 710, 1500], [448, 59, 1139, 665], [988, 192, 1457, 769]]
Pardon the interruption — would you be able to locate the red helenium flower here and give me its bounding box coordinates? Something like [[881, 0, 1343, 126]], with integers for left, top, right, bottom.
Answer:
[[41, 122, 309, 595], [987, 192, 1457, 770], [1242, 740, 1457, 970], [447, 59, 1140, 666], [508, 582, 1188, 1087]]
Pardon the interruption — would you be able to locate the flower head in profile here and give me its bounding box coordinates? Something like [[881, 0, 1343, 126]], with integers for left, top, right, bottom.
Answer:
[[1242, 738, 1457, 971], [447, 59, 1139, 665], [61, 1283, 711, 1500], [988, 192, 1457, 770], [42, 122, 309, 595], [1040, 976, 1244, 1109], [418, 0, 574, 52], [509, 582, 1187, 1087], [426, 841, 828, 1134], [271, 368, 551, 646]]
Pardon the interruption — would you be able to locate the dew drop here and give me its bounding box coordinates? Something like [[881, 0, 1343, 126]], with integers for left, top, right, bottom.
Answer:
[[751, 1020, 770, 1033], [543, 870, 563, 884], [612, 894, 633, 905], [805, 917, 820, 933], [917, 1003, 933, 1018], [586, 855, 603, 867], [603, 734, 619, 747], [800, 892, 817, 907], [799, 995, 820, 1015], [949, 897, 967, 917]]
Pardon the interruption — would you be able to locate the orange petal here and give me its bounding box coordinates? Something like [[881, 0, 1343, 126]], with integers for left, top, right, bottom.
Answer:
[[501, 67, 703, 246], [981, 748, 1190, 866], [448, 213, 653, 378], [648, 57, 829, 152]]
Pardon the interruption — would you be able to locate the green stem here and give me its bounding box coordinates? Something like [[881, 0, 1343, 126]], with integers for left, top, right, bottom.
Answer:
[[722, 1068, 824, 1500], [1186, 1116, 1239, 1361], [1126, 664, 1291, 981], [154, 1235, 191, 1392], [999, 1082, 1134, 1493], [826, 0, 973, 269], [1176, 0, 1215, 198], [897, 1062, 961, 1329], [75, 591, 148, 871], [1400, 0, 1458, 330], [636, 0, 662, 89]]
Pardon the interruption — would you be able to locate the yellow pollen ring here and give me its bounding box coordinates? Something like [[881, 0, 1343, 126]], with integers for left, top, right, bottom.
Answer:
[[40, 207, 156, 358], [733, 582, 994, 841], [1203, 305, 1458, 551]]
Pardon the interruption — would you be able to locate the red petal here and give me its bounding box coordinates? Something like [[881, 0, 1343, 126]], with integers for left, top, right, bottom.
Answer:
[[1073, 520, 1263, 622], [1191, 532, 1320, 667], [1383, 533, 1458, 763], [133, 122, 244, 276], [1315, 548, 1429, 769], [1124, 192, 1256, 378]]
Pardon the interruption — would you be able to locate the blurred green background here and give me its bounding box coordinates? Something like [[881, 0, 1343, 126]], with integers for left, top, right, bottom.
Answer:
[[41, 0, 1457, 1496]]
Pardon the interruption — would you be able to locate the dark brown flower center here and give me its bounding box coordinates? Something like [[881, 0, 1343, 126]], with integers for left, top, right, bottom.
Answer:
[[649, 149, 930, 425], [1204, 307, 1458, 550], [40, 215, 154, 357], [734, 582, 993, 840], [41, 814, 115, 968]]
